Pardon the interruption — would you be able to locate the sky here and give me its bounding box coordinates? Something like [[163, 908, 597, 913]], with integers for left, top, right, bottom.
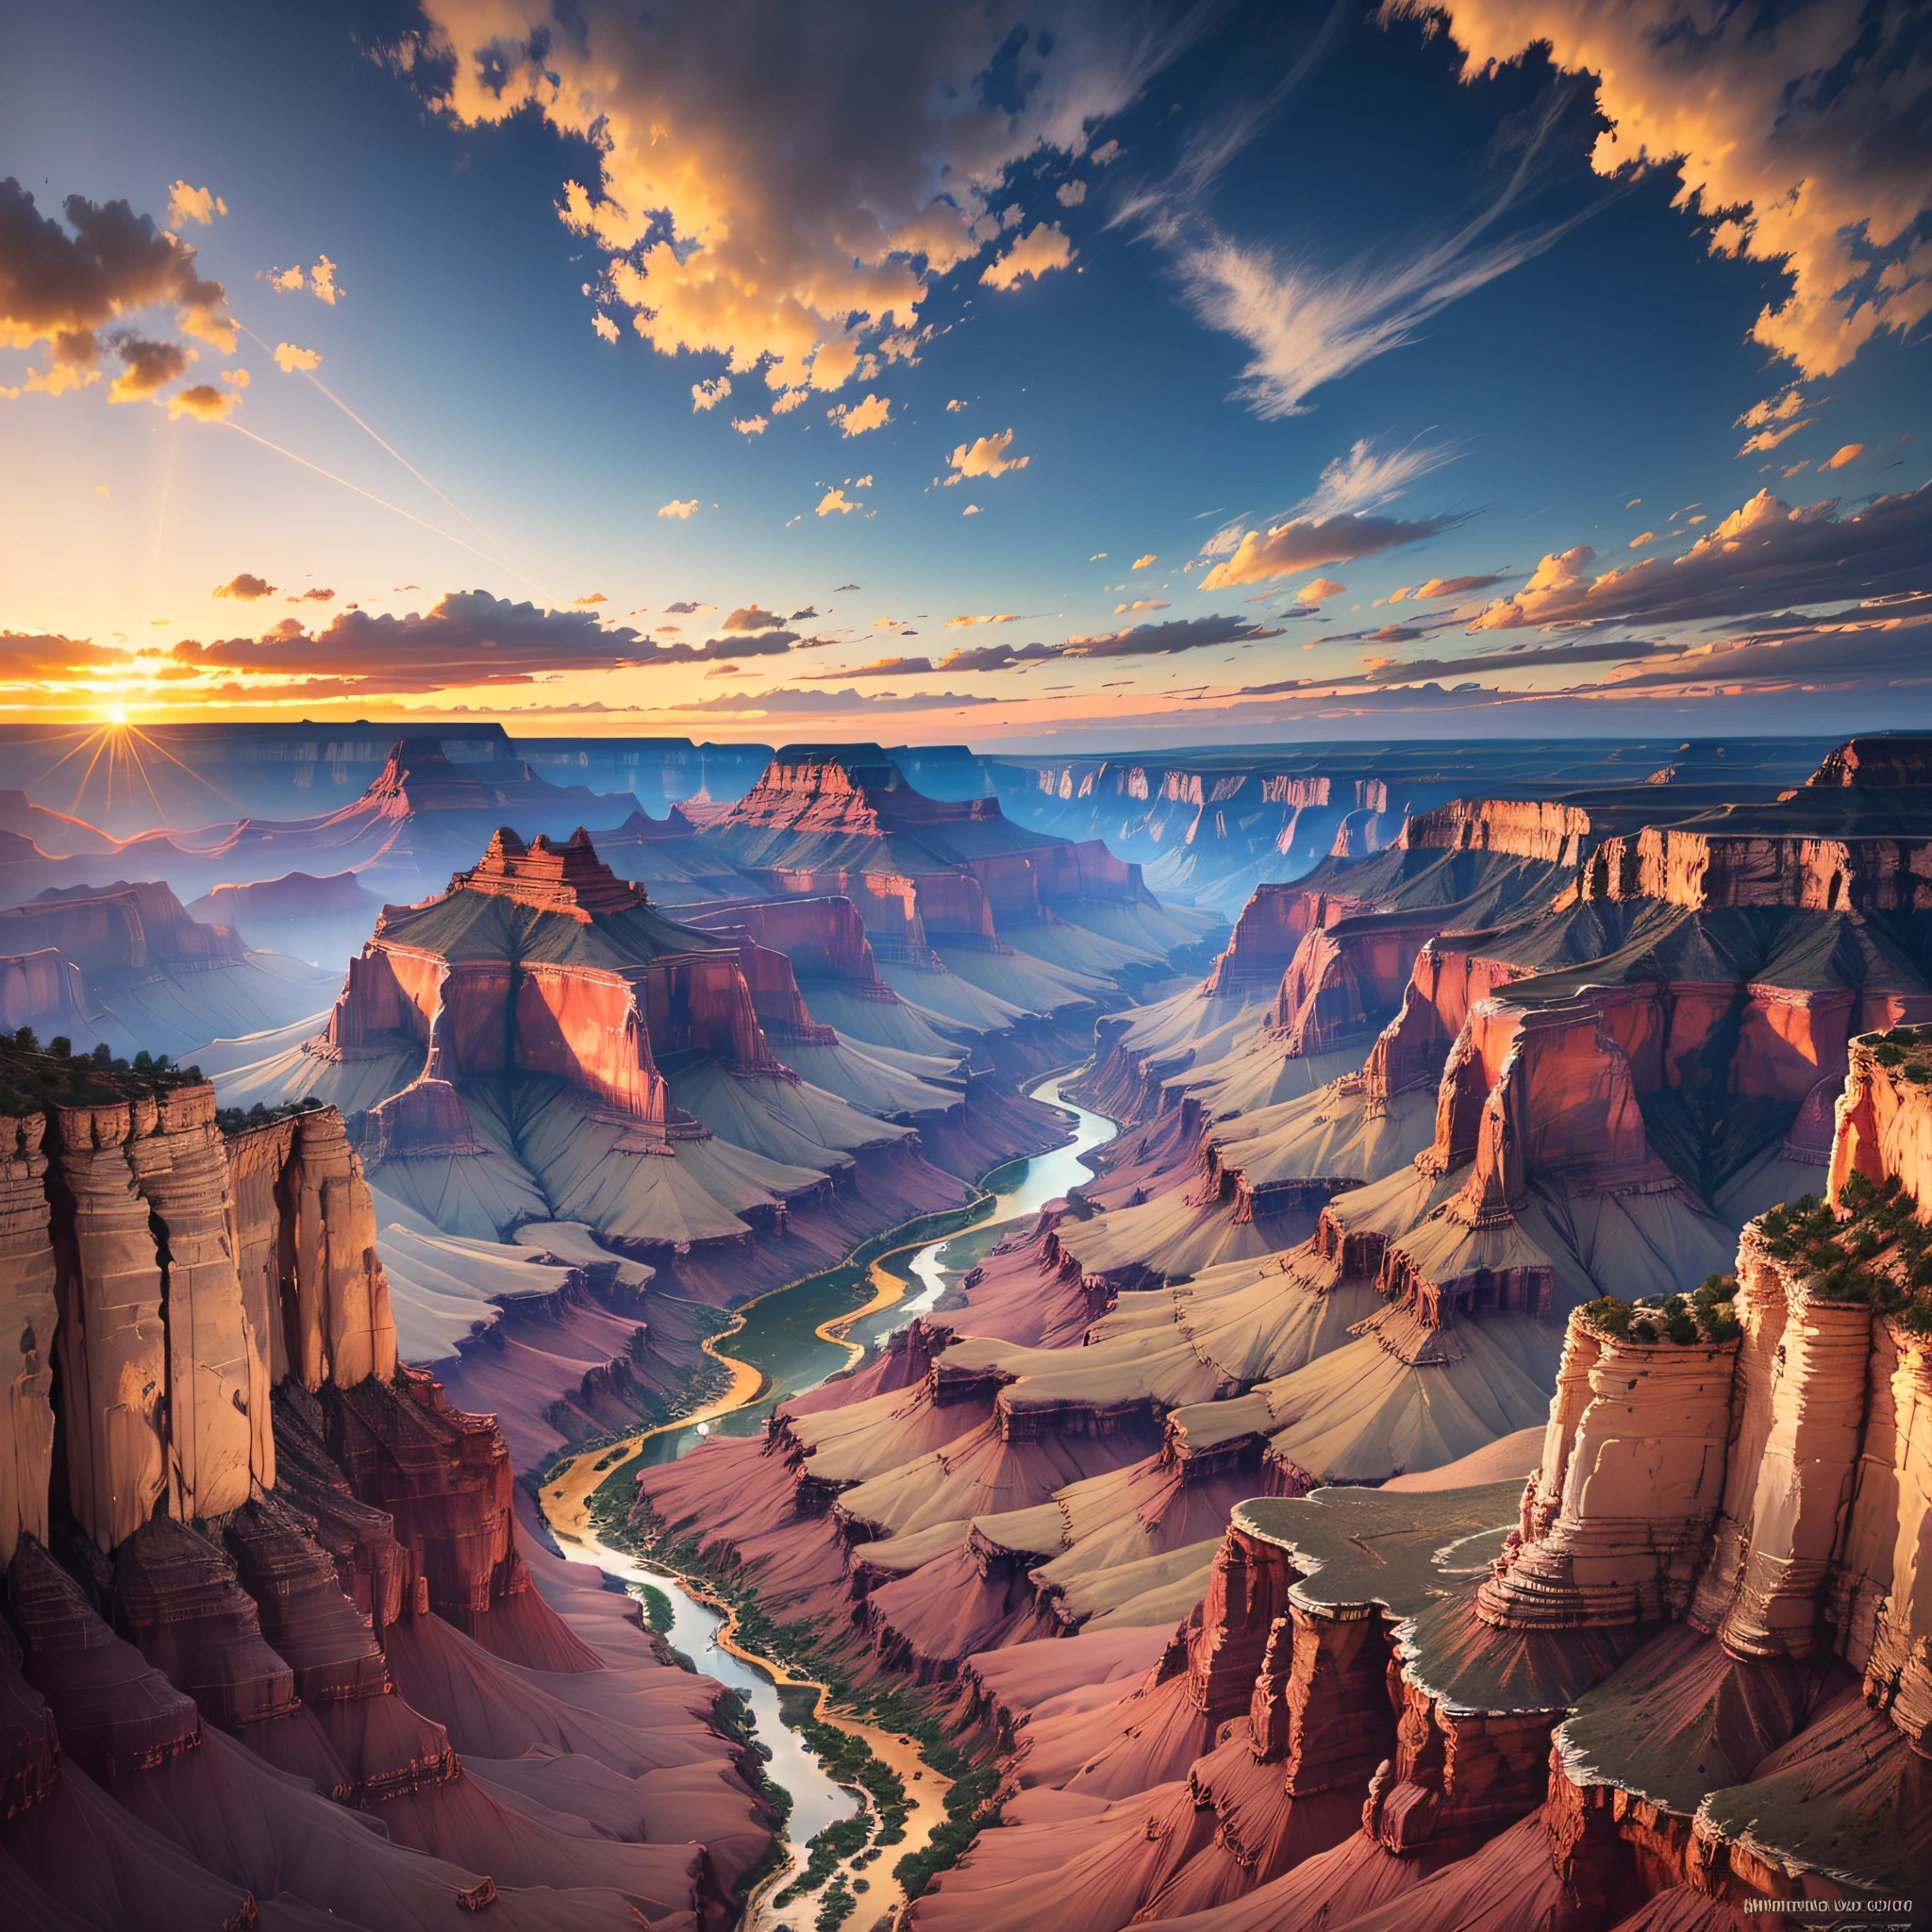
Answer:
[[2, 0, 1930, 748]]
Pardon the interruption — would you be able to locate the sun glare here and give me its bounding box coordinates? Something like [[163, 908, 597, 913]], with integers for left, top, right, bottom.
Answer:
[[106, 701, 126, 724]]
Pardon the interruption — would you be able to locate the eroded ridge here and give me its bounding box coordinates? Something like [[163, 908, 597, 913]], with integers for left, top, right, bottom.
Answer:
[[0, 1037, 774, 1929], [900, 1034, 1932, 1927]]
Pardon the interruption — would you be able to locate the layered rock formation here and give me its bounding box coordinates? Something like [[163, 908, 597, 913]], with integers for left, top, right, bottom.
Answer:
[[984, 739, 1824, 915], [700, 746, 1220, 1045], [614, 738, 1932, 1848], [0, 721, 634, 842], [212, 824, 1061, 1333], [0, 877, 340, 1060], [0, 1036, 770, 1926], [907, 1033, 1932, 1929]]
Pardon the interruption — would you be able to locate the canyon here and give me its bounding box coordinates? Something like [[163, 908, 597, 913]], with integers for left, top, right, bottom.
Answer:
[[3, 726, 1928, 1930], [611, 735, 1932, 1926]]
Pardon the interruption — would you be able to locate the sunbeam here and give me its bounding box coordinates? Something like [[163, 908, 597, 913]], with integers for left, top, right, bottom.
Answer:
[[237, 320, 532, 580], [218, 417, 556, 603]]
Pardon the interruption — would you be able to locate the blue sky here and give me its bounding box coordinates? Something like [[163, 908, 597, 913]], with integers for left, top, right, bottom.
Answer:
[[2, 0, 1929, 744]]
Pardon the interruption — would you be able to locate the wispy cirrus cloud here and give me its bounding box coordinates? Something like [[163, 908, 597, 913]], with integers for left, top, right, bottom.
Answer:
[[1155, 68, 1598, 417], [1195, 436, 1467, 590]]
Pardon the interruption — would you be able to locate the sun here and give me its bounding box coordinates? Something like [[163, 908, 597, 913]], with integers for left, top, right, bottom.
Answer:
[[106, 701, 126, 725]]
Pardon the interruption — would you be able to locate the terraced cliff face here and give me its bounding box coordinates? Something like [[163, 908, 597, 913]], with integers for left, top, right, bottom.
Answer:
[[901, 1045, 1932, 1929], [0, 878, 245, 976], [615, 741, 1932, 1895], [1570, 741, 1932, 913], [983, 740, 1828, 915], [275, 826, 949, 1262], [0, 1074, 392, 1565], [217, 824, 1080, 1315], [708, 741, 1158, 951], [0, 876, 340, 1061], [0, 1041, 775, 1926]]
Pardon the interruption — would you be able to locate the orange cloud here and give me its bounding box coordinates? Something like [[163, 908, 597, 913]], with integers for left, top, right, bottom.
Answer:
[[166, 383, 239, 420], [411, 8, 1179, 396], [175, 588, 776, 692], [1820, 443, 1864, 472], [1471, 484, 1932, 632], [166, 182, 226, 228], [267, 258, 341, 304], [1415, 573, 1509, 598], [274, 341, 322, 373], [1199, 509, 1460, 590], [980, 222, 1074, 290], [108, 336, 191, 402], [944, 428, 1028, 484], [1402, 1, 1932, 378], [1296, 577, 1344, 603], [831, 391, 891, 436], [0, 181, 233, 398]]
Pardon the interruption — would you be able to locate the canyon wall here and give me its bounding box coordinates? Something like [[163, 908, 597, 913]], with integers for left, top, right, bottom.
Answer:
[[0, 1040, 769, 1926], [982, 740, 1828, 914], [919, 1028, 1932, 1928], [1582, 824, 1932, 911], [0, 879, 244, 976], [1, 1076, 394, 1563]]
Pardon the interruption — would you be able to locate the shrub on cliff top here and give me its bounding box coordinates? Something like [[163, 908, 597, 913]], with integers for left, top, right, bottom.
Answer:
[[1581, 1277, 1739, 1346], [0, 1032, 202, 1117], [1758, 1174, 1932, 1328], [215, 1094, 325, 1137]]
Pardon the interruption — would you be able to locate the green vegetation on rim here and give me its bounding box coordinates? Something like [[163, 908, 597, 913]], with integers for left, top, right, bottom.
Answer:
[[0, 1029, 208, 1117], [1584, 1169, 1932, 1342], [1582, 1273, 1741, 1345]]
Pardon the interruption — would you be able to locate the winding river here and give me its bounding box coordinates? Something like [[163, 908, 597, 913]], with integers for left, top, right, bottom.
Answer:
[[541, 1070, 1120, 1932]]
